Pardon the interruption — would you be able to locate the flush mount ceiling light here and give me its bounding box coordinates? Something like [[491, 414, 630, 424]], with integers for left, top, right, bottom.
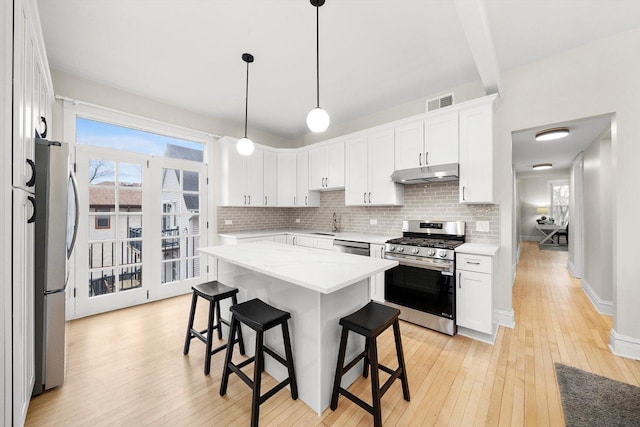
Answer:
[[532, 163, 553, 170], [237, 53, 255, 156], [535, 127, 570, 141], [306, 0, 330, 133]]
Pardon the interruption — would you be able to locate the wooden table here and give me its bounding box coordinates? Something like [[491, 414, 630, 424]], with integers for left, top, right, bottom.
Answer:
[[536, 224, 565, 245]]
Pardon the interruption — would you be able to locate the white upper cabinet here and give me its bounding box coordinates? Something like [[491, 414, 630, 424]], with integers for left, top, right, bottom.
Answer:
[[345, 128, 403, 206], [296, 150, 319, 207], [394, 111, 458, 171], [277, 152, 297, 207], [459, 95, 496, 204], [13, 0, 53, 192], [219, 140, 264, 206], [424, 111, 459, 166], [263, 150, 277, 206], [309, 140, 345, 190]]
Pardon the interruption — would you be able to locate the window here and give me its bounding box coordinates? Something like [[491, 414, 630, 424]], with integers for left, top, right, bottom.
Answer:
[[95, 209, 111, 229], [76, 117, 204, 159], [549, 180, 569, 225]]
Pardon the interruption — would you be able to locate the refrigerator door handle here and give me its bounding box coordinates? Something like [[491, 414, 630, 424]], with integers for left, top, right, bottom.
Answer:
[[67, 169, 80, 258]]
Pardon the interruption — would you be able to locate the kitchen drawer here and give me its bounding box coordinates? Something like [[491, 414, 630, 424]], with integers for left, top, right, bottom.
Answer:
[[456, 253, 491, 274], [314, 237, 334, 251]]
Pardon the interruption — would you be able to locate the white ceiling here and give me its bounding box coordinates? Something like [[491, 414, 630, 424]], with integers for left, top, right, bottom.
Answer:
[[511, 115, 612, 173], [37, 0, 640, 142]]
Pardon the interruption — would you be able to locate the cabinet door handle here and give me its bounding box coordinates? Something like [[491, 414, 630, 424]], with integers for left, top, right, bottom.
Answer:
[[243, 195, 246, 205], [294, 196, 296, 206], [368, 192, 371, 203], [248, 195, 251, 205], [418, 152, 422, 166], [380, 247, 384, 258], [458, 271, 462, 288], [27, 196, 36, 223], [305, 195, 308, 205], [26, 159, 36, 187], [264, 196, 267, 205], [466, 261, 481, 265], [40, 116, 48, 138], [293, 236, 296, 245], [462, 186, 466, 201], [425, 151, 429, 165], [363, 192, 367, 203]]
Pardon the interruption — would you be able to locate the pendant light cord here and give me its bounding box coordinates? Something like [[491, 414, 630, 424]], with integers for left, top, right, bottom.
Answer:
[[244, 60, 249, 138], [315, 3, 320, 108]]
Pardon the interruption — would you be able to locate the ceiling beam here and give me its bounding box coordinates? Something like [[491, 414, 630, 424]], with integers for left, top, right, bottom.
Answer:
[[454, 0, 501, 94]]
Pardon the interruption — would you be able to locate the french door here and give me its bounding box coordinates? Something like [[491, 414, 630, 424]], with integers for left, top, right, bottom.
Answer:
[[73, 146, 207, 317]]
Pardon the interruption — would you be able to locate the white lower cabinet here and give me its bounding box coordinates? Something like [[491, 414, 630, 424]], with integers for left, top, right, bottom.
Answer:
[[456, 252, 494, 335], [369, 244, 385, 302]]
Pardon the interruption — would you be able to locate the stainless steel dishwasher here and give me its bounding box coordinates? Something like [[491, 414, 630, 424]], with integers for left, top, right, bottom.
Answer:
[[333, 239, 370, 256]]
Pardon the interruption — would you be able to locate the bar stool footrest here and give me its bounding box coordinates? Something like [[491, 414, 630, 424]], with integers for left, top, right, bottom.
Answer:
[[339, 387, 374, 414], [342, 351, 367, 374], [259, 379, 293, 404]]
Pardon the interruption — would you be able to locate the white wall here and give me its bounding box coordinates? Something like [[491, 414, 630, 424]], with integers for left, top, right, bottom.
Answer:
[[516, 169, 570, 241], [50, 69, 297, 149], [583, 133, 613, 303], [494, 28, 640, 357]]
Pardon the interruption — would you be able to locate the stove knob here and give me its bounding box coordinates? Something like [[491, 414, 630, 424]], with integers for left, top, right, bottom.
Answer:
[[411, 248, 419, 254], [388, 245, 395, 252], [438, 250, 447, 258], [397, 247, 404, 253], [427, 249, 436, 257]]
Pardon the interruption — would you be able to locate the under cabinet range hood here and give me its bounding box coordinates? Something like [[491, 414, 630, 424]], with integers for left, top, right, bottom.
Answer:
[[390, 163, 459, 184]]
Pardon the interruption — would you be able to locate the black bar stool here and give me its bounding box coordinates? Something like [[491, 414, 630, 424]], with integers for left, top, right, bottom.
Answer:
[[220, 298, 298, 427], [183, 281, 245, 375], [330, 301, 410, 427]]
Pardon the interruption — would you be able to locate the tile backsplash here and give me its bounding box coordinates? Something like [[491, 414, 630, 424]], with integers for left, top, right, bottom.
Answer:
[[217, 181, 500, 244]]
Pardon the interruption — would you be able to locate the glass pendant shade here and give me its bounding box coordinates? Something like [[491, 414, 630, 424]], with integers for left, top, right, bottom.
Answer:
[[306, 107, 330, 133], [236, 137, 255, 156]]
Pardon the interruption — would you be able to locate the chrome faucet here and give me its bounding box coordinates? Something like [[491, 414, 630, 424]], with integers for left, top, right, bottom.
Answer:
[[333, 212, 338, 232]]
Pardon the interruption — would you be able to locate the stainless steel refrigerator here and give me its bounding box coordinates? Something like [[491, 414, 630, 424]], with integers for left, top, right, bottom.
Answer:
[[33, 137, 78, 395]]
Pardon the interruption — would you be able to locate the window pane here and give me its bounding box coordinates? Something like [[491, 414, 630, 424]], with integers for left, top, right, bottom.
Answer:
[[89, 269, 116, 297], [118, 163, 142, 186], [77, 117, 203, 158], [119, 266, 142, 291], [88, 159, 115, 185]]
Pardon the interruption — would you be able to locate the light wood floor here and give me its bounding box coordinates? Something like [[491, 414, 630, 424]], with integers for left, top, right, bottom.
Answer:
[[25, 242, 640, 426]]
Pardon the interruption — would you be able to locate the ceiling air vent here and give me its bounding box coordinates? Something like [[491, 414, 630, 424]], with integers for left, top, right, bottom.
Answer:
[[426, 93, 454, 112]]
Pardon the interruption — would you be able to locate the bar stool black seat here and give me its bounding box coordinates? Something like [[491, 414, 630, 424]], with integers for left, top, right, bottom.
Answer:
[[330, 301, 410, 427], [220, 298, 298, 427], [183, 280, 245, 375]]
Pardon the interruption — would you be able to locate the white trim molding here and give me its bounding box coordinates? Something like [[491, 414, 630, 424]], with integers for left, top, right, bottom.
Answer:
[[496, 308, 515, 329], [609, 329, 640, 361], [567, 260, 580, 278], [581, 278, 613, 316]]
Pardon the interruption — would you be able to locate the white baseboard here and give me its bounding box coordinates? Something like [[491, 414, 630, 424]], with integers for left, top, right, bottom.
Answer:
[[496, 308, 515, 329], [457, 326, 496, 344], [567, 260, 580, 278], [581, 278, 613, 316], [609, 329, 640, 361]]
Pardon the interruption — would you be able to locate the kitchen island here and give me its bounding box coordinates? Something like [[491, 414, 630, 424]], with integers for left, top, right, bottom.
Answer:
[[199, 241, 398, 415]]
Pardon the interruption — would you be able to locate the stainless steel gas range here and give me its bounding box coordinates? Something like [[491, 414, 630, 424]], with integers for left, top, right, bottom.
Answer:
[[383, 220, 465, 336]]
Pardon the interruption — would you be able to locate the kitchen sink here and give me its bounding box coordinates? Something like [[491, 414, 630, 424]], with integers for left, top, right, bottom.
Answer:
[[311, 232, 335, 236]]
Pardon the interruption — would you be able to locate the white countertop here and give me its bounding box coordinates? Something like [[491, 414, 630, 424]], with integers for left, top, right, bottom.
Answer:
[[455, 243, 500, 256], [200, 241, 398, 294], [218, 229, 395, 245]]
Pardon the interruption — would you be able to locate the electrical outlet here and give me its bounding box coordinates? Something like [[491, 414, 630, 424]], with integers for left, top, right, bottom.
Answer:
[[370, 219, 377, 225], [224, 220, 232, 225], [295, 218, 300, 223], [476, 221, 490, 232]]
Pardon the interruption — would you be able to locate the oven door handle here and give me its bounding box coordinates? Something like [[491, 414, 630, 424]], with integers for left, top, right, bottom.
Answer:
[[385, 255, 454, 275]]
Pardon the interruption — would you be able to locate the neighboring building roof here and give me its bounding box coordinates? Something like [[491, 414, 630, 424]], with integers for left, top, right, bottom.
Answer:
[[89, 183, 142, 207], [183, 194, 199, 211]]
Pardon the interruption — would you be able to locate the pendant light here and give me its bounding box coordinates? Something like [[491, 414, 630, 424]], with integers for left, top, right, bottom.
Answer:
[[237, 53, 255, 156], [306, 0, 330, 133]]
